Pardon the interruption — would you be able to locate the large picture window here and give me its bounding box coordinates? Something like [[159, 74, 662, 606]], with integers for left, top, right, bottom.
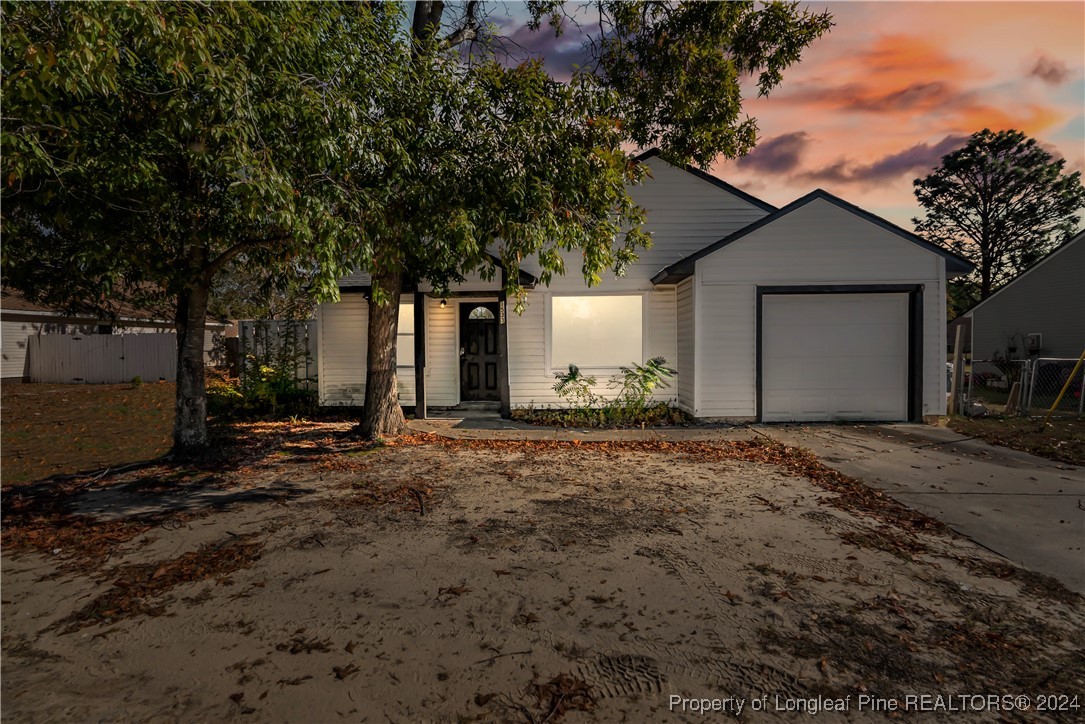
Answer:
[[396, 302, 414, 367], [551, 295, 643, 369]]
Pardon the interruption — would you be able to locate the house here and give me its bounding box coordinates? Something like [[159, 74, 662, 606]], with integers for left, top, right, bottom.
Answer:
[[316, 150, 973, 422], [958, 231, 1084, 362], [0, 287, 230, 381]]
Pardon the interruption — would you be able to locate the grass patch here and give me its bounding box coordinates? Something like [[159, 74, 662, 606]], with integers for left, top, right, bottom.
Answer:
[[948, 416, 1085, 466], [1, 382, 174, 486]]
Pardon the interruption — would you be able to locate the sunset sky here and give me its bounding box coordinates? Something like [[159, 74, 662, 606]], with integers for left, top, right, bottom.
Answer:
[[505, 1, 1085, 228]]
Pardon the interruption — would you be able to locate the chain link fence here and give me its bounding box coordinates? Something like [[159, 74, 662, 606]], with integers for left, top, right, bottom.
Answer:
[[1027, 358, 1084, 419], [963, 359, 1030, 417], [959, 357, 1084, 418]]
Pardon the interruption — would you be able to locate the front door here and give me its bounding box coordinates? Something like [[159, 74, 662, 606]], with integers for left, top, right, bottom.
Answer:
[[460, 303, 500, 401]]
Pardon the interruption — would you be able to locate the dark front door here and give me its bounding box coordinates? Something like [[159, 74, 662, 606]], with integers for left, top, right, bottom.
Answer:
[[460, 303, 500, 401]]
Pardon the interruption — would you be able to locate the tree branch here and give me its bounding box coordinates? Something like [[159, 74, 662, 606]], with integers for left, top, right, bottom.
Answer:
[[204, 234, 289, 280], [441, 0, 480, 49]]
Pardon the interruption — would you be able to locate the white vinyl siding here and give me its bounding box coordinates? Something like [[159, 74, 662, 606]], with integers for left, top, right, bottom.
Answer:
[[517, 157, 770, 293], [647, 286, 678, 403], [317, 294, 416, 407], [675, 279, 695, 413], [425, 297, 458, 407], [322, 154, 773, 410], [695, 198, 945, 419], [317, 294, 367, 406]]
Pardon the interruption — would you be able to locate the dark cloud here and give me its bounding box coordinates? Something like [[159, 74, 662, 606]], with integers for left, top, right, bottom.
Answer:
[[801, 135, 967, 186], [1028, 55, 1070, 85], [736, 132, 810, 174], [777, 80, 958, 114], [501, 16, 596, 78]]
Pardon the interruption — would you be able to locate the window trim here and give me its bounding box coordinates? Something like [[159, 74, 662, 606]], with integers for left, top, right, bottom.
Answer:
[[545, 292, 649, 373]]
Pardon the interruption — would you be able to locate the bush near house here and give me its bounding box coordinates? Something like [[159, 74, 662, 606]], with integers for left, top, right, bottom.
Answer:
[[207, 344, 316, 419], [512, 357, 691, 428]]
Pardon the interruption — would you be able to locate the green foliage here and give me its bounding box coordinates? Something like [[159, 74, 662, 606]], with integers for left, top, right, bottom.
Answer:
[[611, 357, 676, 406], [913, 128, 1085, 300], [130, 376, 143, 387], [2, 0, 402, 307], [530, 1, 835, 168], [1, 0, 404, 446], [542, 356, 680, 427], [553, 365, 599, 408], [206, 341, 316, 419]]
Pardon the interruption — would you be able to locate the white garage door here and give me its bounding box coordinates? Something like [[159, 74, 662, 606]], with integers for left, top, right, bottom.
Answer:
[[762, 293, 908, 422]]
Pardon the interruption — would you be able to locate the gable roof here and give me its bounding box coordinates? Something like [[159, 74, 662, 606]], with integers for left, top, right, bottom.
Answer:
[[650, 188, 975, 284], [962, 229, 1083, 318], [634, 148, 777, 213]]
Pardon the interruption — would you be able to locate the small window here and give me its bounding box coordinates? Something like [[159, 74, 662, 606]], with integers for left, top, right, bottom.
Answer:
[[396, 302, 414, 366], [468, 306, 495, 320], [551, 295, 643, 369]]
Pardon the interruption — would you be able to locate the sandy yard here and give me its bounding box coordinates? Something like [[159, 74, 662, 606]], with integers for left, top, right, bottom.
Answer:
[[2, 422, 1083, 722]]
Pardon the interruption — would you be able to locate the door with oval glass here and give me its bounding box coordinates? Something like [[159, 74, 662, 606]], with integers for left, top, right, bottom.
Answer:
[[459, 303, 500, 401]]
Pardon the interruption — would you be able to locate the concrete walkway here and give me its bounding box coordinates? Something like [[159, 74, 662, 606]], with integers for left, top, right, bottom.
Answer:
[[765, 424, 1085, 593]]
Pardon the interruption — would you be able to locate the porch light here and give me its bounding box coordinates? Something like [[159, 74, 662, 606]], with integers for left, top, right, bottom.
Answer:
[[440, 298, 447, 308]]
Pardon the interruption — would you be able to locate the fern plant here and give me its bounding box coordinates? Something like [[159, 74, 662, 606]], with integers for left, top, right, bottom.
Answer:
[[553, 364, 599, 408], [611, 357, 676, 406]]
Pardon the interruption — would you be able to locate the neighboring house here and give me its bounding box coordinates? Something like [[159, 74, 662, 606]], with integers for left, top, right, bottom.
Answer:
[[959, 231, 1084, 362], [0, 287, 229, 381], [316, 150, 973, 423]]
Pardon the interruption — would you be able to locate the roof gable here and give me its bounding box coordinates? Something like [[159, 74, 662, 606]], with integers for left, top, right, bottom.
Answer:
[[634, 148, 776, 213], [962, 229, 1083, 317], [652, 188, 974, 284]]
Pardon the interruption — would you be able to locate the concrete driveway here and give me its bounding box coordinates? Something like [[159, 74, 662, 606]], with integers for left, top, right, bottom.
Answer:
[[765, 424, 1085, 593]]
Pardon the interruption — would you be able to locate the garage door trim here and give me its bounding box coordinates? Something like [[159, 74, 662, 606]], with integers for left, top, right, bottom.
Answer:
[[755, 284, 924, 423]]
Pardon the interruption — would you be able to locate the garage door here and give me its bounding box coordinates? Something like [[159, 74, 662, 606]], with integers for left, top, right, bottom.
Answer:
[[761, 293, 908, 422]]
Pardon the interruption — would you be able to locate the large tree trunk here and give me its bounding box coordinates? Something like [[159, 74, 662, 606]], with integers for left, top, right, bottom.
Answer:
[[174, 281, 210, 454], [359, 267, 406, 439]]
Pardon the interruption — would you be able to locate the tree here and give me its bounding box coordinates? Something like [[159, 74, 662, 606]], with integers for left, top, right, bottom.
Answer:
[[913, 128, 1085, 314], [350, 0, 834, 438], [1, 1, 402, 452]]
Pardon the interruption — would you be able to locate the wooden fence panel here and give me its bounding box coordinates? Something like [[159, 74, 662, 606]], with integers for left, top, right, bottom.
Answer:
[[122, 333, 177, 382], [28, 333, 177, 383]]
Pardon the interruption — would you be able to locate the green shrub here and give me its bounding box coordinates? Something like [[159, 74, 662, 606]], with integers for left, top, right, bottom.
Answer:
[[529, 356, 683, 427], [552, 364, 599, 408], [206, 337, 317, 419]]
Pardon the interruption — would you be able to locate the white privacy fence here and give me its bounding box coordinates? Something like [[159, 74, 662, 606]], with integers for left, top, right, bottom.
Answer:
[[28, 333, 177, 383]]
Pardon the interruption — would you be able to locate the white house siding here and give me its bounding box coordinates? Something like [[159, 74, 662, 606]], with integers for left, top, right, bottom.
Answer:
[[322, 155, 770, 408], [506, 288, 678, 408], [424, 296, 459, 407], [675, 278, 696, 413], [318, 294, 368, 406], [966, 234, 1084, 360], [647, 286, 678, 389], [695, 198, 946, 419]]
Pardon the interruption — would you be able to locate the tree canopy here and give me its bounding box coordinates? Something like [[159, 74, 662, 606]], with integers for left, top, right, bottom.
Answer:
[[2, 0, 835, 445], [345, 0, 834, 437], [912, 128, 1085, 314], [1, 0, 403, 449]]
